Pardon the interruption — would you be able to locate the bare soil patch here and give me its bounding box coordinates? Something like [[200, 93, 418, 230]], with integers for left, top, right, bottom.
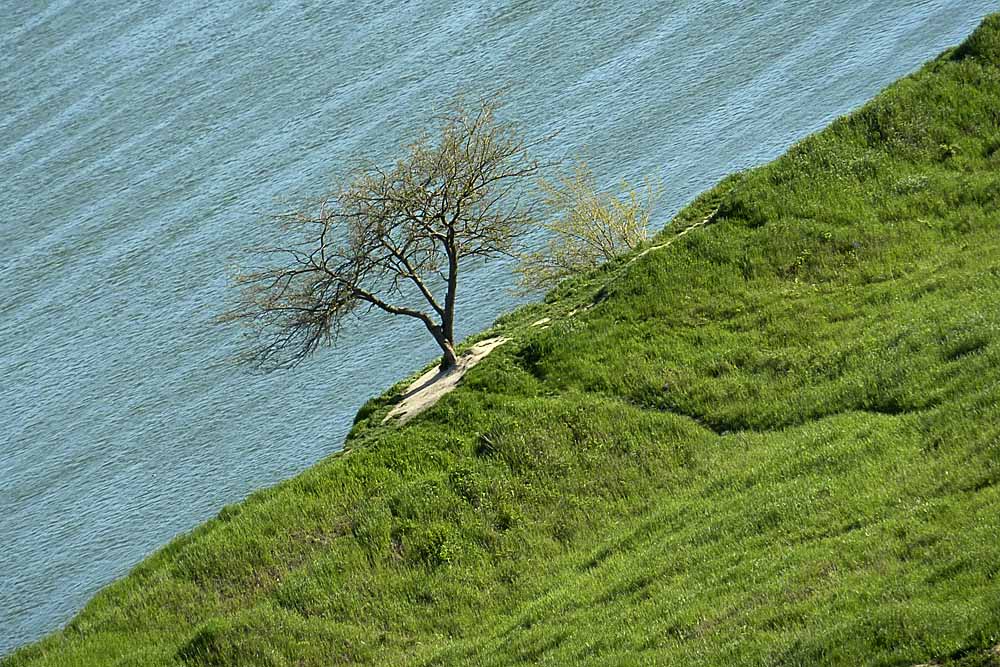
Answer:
[[383, 336, 510, 425]]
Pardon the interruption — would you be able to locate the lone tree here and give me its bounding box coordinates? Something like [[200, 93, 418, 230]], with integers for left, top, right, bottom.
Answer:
[[223, 96, 542, 371]]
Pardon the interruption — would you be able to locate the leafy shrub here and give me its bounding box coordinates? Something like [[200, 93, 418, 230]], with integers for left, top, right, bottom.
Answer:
[[516, 162, 660, 289]]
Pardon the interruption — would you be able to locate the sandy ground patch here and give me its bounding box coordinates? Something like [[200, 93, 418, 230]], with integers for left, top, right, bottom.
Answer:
[[383, 336, 510, 425]]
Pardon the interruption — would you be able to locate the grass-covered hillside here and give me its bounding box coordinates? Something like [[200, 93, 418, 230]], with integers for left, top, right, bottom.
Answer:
[[7, 14, 1000, 667]]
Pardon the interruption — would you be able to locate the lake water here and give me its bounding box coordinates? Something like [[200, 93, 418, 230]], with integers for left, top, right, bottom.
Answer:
[[1, 0, 994, 655]]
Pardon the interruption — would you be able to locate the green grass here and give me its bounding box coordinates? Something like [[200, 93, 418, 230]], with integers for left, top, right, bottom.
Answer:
[[7, 14, 1000, 667]]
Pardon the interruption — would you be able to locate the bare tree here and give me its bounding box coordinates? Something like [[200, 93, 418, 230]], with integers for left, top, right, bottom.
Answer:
[[222, 95, 542, 371]]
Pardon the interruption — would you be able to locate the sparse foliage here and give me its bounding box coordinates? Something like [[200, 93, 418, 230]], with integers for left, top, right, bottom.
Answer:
[[223, 95, 542, 370], [516, 162, 661, 290]]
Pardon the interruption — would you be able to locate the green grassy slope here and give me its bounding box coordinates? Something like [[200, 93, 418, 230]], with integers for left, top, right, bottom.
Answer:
[[7, 14, 1000, 667]]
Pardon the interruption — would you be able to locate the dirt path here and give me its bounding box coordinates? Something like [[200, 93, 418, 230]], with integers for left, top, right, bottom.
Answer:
[[627, 205, 720, 265], [383, 336, 510, 425]]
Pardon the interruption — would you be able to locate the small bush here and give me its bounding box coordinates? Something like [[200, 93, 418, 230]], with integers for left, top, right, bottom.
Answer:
[[516, 162, 660, 289]]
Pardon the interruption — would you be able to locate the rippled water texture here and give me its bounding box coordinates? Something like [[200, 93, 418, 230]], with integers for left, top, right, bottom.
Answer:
[[0, 0, 994, 654]]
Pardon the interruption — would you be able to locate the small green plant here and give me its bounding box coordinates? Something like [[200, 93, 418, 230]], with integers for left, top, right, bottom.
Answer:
[[515, 162, 661, 290], [939, 142, 960, 160]]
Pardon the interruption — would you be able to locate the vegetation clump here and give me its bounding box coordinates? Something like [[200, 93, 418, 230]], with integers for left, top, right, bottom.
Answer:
[[516, 162, 660, 290]]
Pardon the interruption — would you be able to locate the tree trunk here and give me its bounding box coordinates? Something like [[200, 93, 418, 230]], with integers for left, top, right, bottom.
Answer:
[[438, 339, 458, 371], [443, 246, 458, 347], [427, 323, 458, 371]]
